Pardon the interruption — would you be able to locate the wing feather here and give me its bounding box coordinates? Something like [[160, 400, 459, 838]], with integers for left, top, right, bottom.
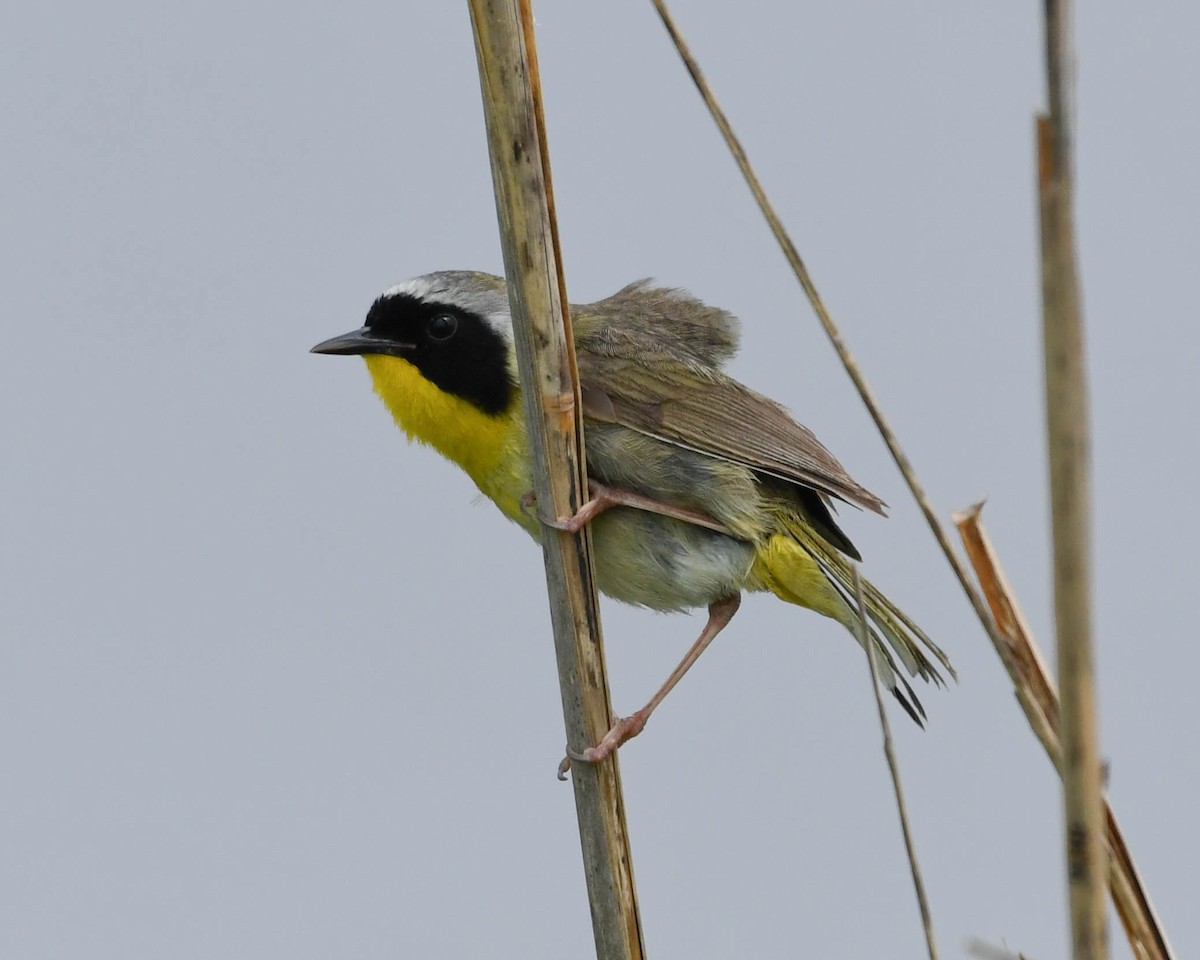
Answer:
[[574, 314, 885, 514]]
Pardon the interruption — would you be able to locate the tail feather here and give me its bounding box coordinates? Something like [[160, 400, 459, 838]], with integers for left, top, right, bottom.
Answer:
[[772, 519, 955, 717], [893, 685, 926, 727]]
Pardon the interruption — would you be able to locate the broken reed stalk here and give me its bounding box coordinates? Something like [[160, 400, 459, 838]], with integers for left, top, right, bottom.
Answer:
[[851, 567, 940, 960], [1038, 1, 1107, 957], [467, 3, 645, 958], [953, 504, 1174, 960]]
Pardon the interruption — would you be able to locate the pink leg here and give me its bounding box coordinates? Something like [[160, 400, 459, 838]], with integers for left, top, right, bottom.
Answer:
[[523, 479, 734, 537], [558, 594, 742, 779]]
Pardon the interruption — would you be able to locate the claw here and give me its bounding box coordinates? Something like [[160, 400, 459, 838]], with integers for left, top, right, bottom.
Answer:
[[557, 712, 649, 778], [522, 481, 734, 537], [520, 489, 596, 533]]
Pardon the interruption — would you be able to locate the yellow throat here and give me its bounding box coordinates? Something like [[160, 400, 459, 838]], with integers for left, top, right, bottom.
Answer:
[[363, 354, 525, 516]]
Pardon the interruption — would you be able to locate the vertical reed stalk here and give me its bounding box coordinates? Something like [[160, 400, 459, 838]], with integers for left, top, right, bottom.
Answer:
[[468, 4, 645, 957], [1038, 2, 1106, 956]]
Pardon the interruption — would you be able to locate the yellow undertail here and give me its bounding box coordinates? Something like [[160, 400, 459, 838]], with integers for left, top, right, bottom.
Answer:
[[749, 522, 955, 713]]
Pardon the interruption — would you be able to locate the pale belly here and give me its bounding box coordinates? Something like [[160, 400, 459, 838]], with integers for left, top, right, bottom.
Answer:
[[477, 442, 756, 612], [590, 510, 756, 611], [503, 498, 754, 611]]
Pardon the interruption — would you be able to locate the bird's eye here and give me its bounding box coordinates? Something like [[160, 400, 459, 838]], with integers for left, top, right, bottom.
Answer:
[[426, 313, 458, 342]]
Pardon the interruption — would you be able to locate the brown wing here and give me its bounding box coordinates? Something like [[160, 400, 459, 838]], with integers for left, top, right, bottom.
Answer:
[[573, 312, 886, 515], [583, 281, 740, 369]]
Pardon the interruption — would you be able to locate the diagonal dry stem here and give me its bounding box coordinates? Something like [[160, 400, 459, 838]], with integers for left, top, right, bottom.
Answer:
[[851, 566, 939, 960], [648, 0, 1010, 673], [649, 5, 1175, 958]]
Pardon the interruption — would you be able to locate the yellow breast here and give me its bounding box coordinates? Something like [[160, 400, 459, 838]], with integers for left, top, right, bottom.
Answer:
[[363, 354, 532, 526]]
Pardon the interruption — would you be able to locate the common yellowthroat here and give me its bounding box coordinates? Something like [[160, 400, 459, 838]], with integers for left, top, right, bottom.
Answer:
[[312, 271, 952, 766]]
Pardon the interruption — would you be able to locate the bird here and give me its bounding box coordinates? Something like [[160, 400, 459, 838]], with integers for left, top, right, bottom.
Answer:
[[311, 270, 953, 769]]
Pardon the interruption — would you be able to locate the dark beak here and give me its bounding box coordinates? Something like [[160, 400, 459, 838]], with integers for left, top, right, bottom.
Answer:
[[310, 327, 415, 357]]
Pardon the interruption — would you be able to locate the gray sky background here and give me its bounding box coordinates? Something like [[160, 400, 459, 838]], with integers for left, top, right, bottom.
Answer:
[[4, 2, 1197, 958]]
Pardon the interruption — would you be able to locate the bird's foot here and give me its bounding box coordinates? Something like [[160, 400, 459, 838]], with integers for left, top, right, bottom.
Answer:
[[520, 486, 611, 534], [556, 710, 649, 780], [523, 481, 733, 536]]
